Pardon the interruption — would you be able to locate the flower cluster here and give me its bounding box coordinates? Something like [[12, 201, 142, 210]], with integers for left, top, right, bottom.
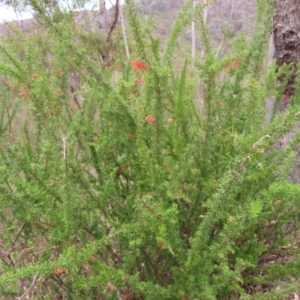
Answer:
[[145, 115, 156, 123], [19, 87, 29, 99], [282, 94, 290, 101], [32, 73, 39, 80], [228, 59, 239, 70], [135, 76, 144, 86], [131, 60, 147, 72]]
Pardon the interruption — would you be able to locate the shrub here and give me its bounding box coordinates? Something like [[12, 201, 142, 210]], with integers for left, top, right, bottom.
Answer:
[[0, 0, 300, 299]]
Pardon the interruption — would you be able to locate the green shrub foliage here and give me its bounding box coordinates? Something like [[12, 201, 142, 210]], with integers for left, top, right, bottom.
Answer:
[[0, 0, 300, 299]]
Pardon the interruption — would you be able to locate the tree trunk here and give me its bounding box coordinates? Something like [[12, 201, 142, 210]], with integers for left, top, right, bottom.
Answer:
[[100, 0, 106, 14], [120, 5, 130, 60], [273, 0, 300, 183], [273, 0, 300, 110], [191, 0, 196, 61], [201, 0, 208, 58]]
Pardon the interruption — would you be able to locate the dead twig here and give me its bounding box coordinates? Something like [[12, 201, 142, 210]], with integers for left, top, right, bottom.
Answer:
[[12, 222, 26, 248], [16, 275, 38, 300], [106, 0, 119, 43]]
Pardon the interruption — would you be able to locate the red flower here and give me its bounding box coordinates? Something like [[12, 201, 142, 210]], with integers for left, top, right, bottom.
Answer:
[[53, 89, 62, 98], [145, 115, 156, 123], [57, 68, 64, 76], [115, 64, 121, 71], [228, 59, 239, 70], [19, 87, 29, 99], [282, 94, 289, 101], [49, 109, 57, 116], [125, 132, 134, 137], [116, 166, 125, 173], [135, 76, 144, 85], [131, 60, 147, 72], [54, 267, 69, 277], [32, 73, 39, 80]]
